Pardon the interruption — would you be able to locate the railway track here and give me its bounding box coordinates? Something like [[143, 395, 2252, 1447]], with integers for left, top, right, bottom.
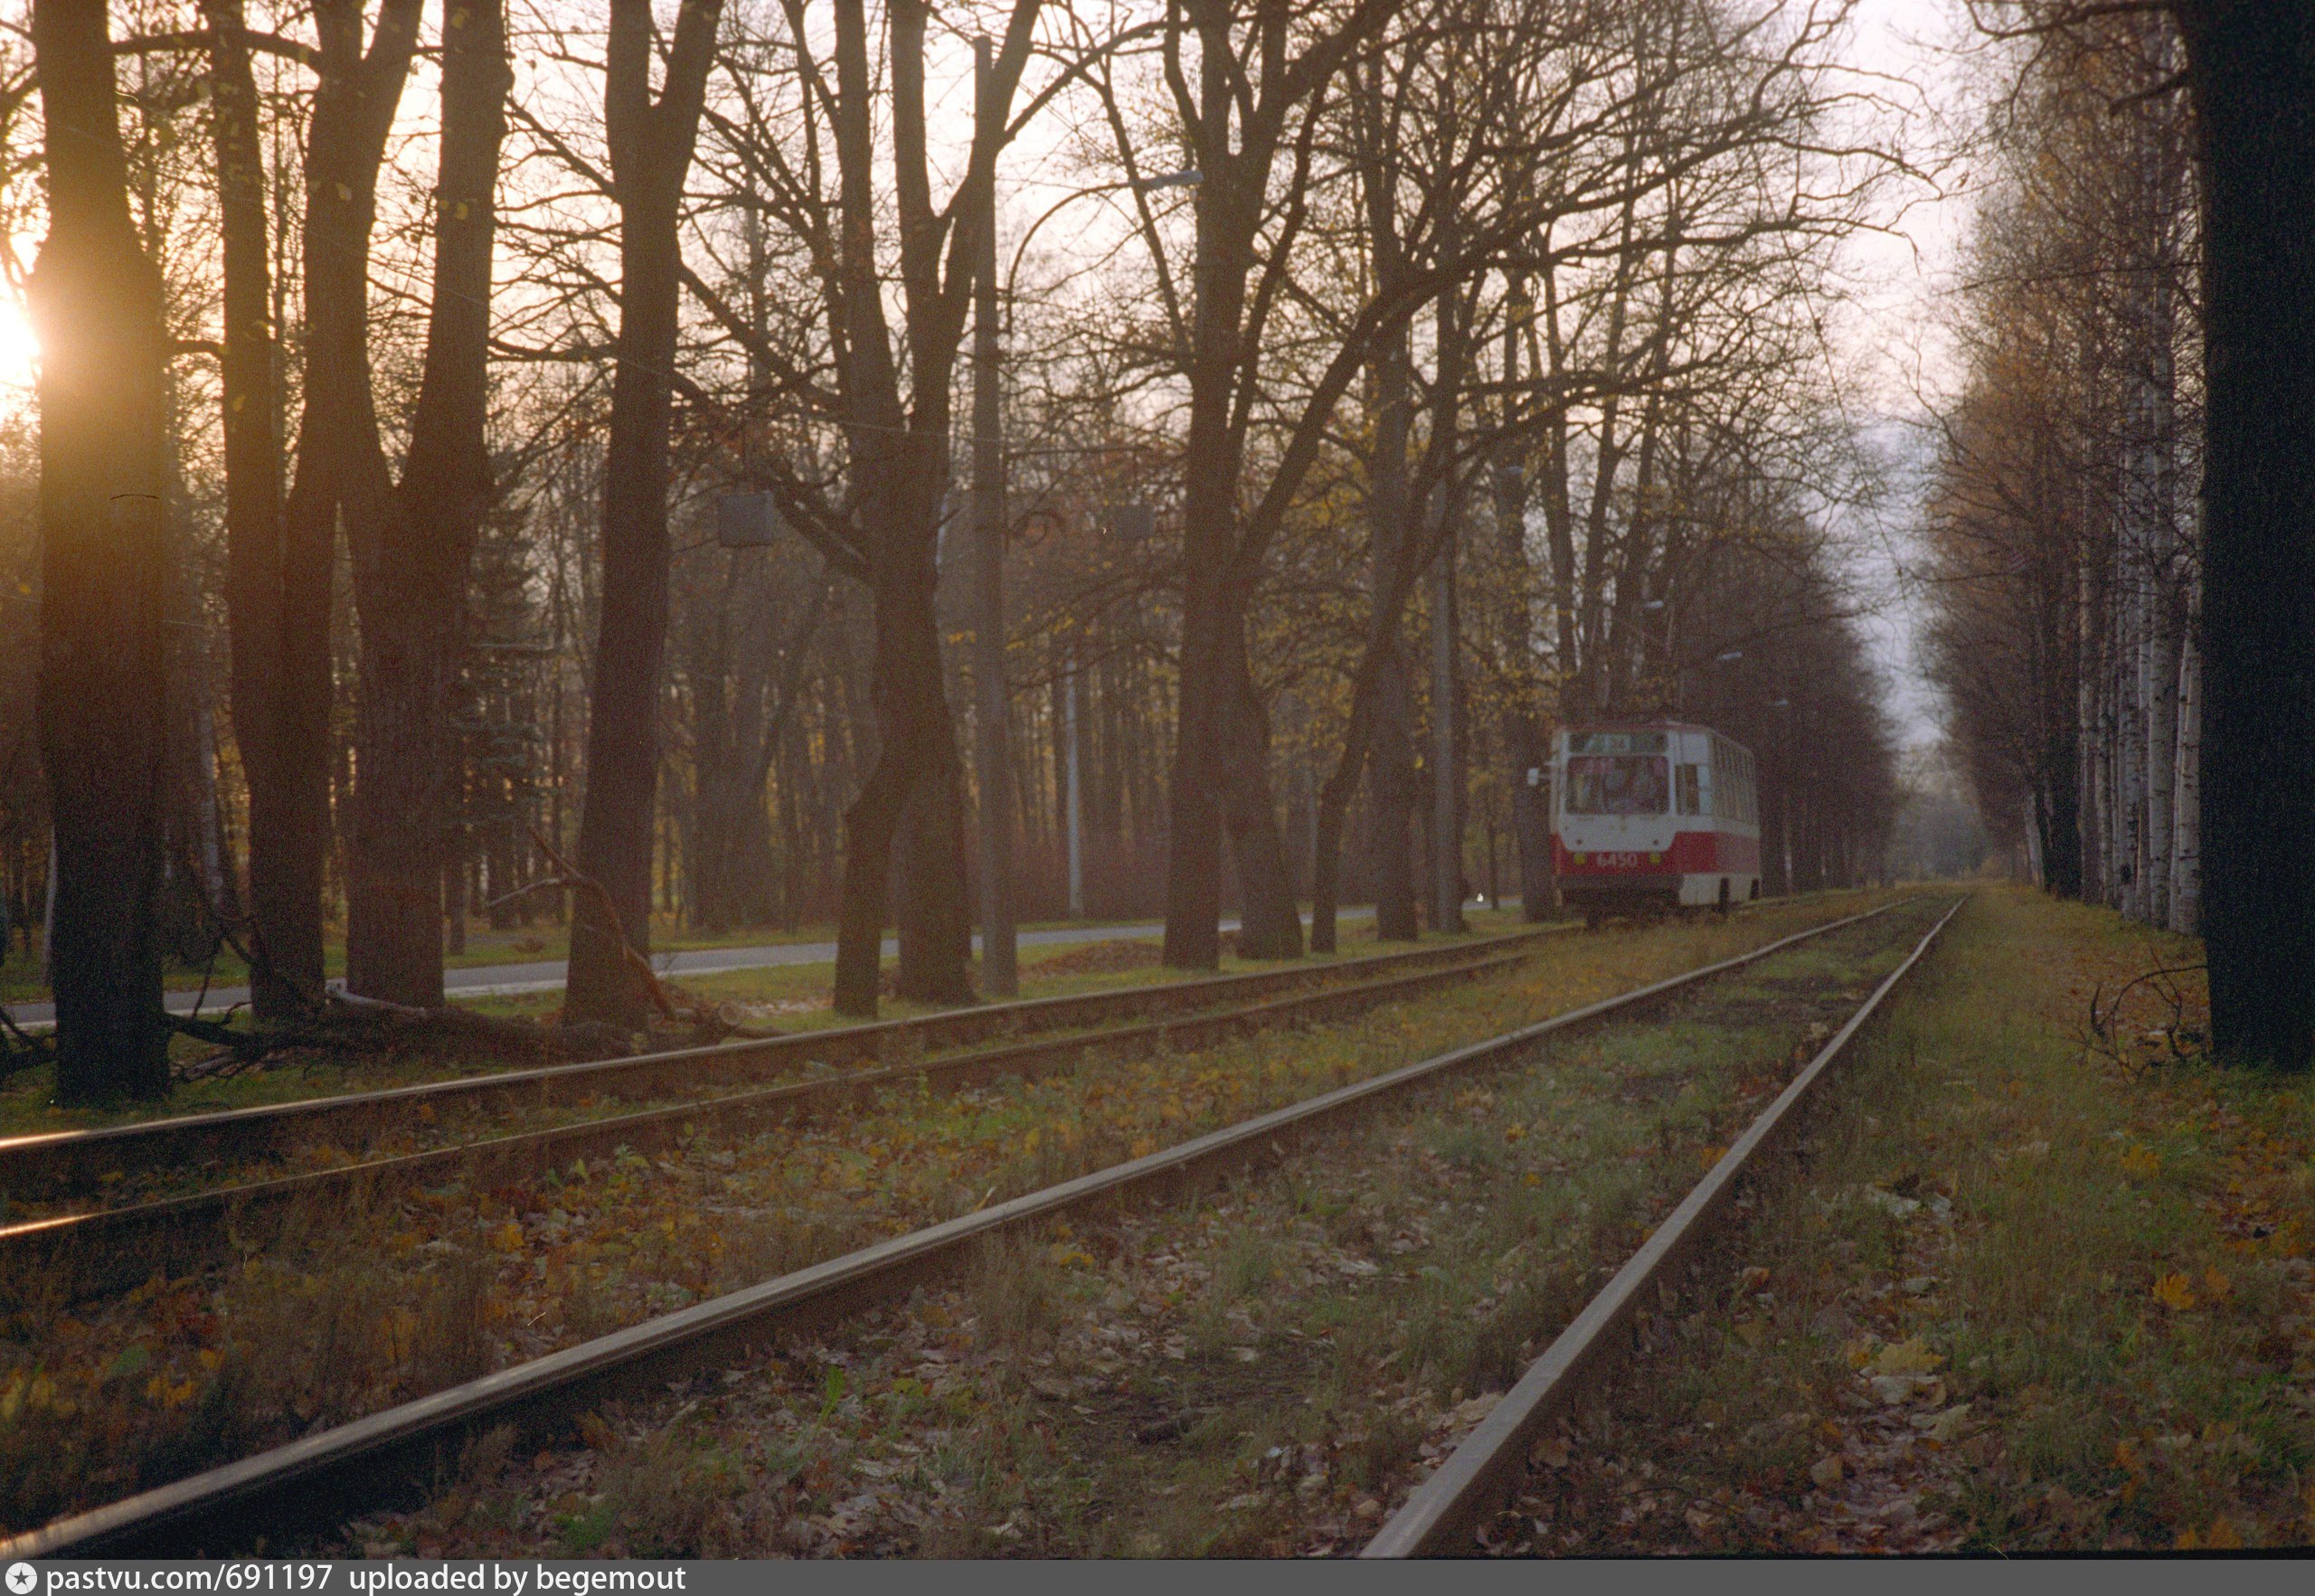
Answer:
[[0, 899, 1904, 1557], [1360, 895, 1967, 1559], [0, 928, 1555, 1209], [0, 940, 1537, 1301]]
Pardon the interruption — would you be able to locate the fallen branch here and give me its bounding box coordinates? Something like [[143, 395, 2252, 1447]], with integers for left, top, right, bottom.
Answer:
[[0, 1001, 52, 1081], [2082, 961, 2208, 1074], [163, 990, 637, 1074], [516, 826, 783, 1043]]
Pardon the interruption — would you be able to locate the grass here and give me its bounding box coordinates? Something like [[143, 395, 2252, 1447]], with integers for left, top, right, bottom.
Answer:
[[0, 910, 1181, 1003], [0, 892, 1895, 1538], [323, 897, 1940, 1555], [1507, 886, 2315, 1553], [0, 911, 1521, 1140]]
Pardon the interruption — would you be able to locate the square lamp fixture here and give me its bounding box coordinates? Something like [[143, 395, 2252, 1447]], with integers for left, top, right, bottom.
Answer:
[[716, 492, 788, 549], [1102, 503, 1157, 543]]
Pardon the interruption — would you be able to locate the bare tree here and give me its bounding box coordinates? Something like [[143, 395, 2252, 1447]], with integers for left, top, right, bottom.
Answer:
[[341, 0, 514, 1006], [564, 0, 725, 1027], [29, 0, 173, 1099]]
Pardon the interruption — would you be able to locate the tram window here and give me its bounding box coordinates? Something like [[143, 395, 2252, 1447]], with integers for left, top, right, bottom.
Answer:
[[1676, 763, 1701, 816], [1566, 754, 1669, 815]]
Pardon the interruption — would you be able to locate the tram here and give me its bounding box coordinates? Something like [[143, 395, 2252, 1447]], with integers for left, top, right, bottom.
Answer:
[[1550, 721, 1762, 920]]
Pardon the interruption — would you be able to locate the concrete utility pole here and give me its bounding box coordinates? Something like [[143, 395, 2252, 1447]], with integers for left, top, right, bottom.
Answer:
[[971, 35, 1017, 996]]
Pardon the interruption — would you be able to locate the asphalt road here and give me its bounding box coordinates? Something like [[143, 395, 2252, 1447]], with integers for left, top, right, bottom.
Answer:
[[2, 911, 1380, 1027]]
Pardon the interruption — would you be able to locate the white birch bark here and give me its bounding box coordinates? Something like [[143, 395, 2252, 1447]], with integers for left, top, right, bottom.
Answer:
[[2112, 551, 2146, 919]]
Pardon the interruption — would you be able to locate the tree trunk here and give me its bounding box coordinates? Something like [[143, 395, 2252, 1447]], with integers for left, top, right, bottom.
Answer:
[[2169, 619, 2201, 934], [29, 0, 174, 1100], [818, 0, 1029, 1013], [1308, 708, 1373, 956], [1162, 563, 1233, 969], [340, 0, 507, 1006], [271, 2, 425, 1017], [2073, 529, 2106, 903], [2174, 1, 2315, 1063], [1161, 13, 1251, 974], [830, 429, 975, 1014], [1363, 319, 1421, 943], [1427, 335, 1465, 936], [1488, 298, 1554, 923], [1220, 626, 1302, 959], [566, 0, 723, 1026], [206, 0, 301, 1016]]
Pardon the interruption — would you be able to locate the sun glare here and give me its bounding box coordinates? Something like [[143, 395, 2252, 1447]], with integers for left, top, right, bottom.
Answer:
[[0, 297, 35, 393]]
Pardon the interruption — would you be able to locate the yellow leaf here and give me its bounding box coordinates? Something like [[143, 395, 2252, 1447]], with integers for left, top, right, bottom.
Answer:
[[2120, 1144, 2160, 1178], [1868, 1338, 1942, 1377], [493, 1221, 525, 1252], [2202, 1266, 2233, 1301], [1504, 1123, 1526, 1144], [2151, 1272, 2196, 1311], [2205, 1518, 2243, 1551]]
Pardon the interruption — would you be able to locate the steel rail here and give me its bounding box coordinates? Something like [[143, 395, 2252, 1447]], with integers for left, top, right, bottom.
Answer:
[[0, 899, 1904, 1557], [1359, 894, 1969, 1560], [0, 946, 1534, 1303], [0, 927, 1560, 1205]]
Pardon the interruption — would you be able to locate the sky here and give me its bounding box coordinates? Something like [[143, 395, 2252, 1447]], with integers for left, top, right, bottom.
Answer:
[[1830, 0, 1980, 748]]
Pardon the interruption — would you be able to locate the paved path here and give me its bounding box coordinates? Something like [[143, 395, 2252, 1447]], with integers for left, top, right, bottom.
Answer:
[[2, 911, 1378, 1027]]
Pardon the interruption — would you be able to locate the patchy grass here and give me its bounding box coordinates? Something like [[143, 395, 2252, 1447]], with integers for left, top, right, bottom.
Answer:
[[0, 925, 1469, 1140], [327, 899, 1942, 1556], [0, 911, 1533, 1138], [0, 912, 1182, 1003], [0, 892, 1896, 1536], [1502, 886, 2315, 1554]]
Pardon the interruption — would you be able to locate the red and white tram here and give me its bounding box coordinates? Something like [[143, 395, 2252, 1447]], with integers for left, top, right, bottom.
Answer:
[[1550, 722, 1762, 920]]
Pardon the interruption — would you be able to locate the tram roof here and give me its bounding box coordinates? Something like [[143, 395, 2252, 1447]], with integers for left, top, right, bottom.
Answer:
[[1560, 721, 1757, 756]]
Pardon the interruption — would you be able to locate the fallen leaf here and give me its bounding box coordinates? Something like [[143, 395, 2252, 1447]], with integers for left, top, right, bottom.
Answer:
[[1868, 1337, 1942, 1377]]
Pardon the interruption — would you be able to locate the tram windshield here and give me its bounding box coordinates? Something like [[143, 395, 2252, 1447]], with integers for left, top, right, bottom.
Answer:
[[1564, 754, 1669, 816]]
